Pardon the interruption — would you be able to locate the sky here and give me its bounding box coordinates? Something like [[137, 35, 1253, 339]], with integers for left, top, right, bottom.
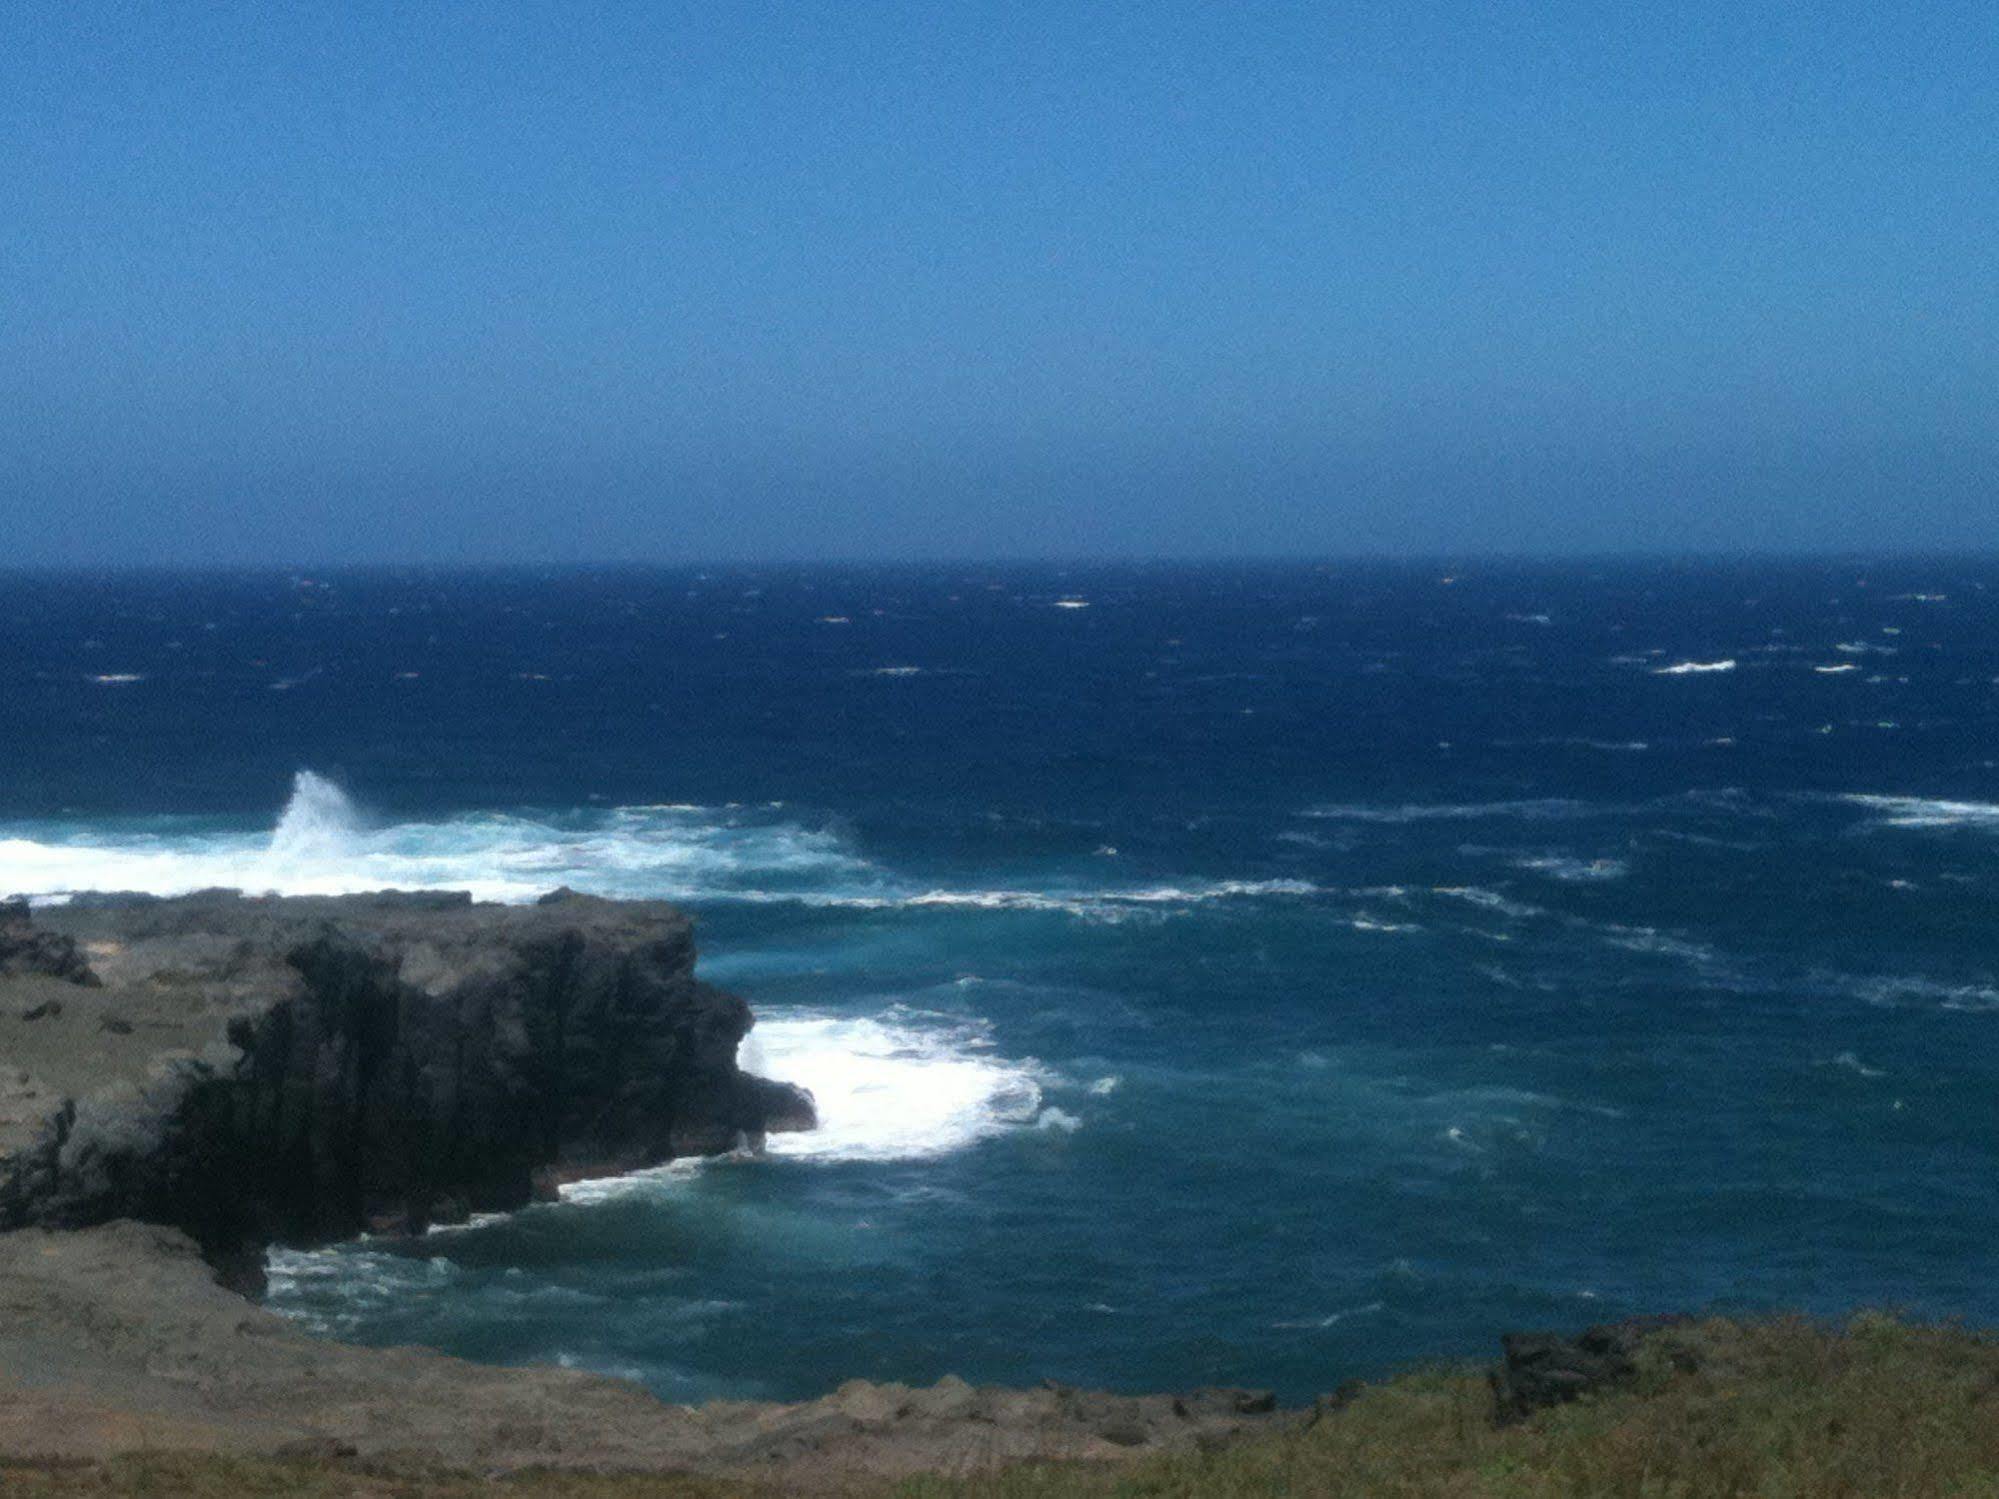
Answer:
[[2, 1, 1994, 564]]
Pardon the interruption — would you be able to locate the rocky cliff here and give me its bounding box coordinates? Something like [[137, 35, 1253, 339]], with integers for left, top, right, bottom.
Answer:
[[0, 890, 814, 1281], [0, 893, 1295, 1482]]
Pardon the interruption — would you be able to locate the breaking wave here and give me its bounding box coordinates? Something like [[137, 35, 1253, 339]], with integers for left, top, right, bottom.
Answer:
[[551, 1008, 1054, 1207], [0, 771, 1322, 925], [0, 771, 870, 905], [744, 1009, 1048, 1162]]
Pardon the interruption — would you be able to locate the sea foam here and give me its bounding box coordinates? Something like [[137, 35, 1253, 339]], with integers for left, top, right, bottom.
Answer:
[[1844, 795, 1999, 830], [0, 771, 875, 905], [744, 1010, 1046, 1162], [3, 772, 1322, 925], [1651, 659, 1737, 675]]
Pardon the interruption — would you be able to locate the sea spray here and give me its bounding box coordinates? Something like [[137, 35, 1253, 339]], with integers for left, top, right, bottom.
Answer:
[[267, 769, 364, 865], [748, 1011, 1044, 1162]]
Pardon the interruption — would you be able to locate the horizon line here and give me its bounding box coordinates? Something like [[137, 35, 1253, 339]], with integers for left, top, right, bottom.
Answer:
[[4, 546, 1999, 576]]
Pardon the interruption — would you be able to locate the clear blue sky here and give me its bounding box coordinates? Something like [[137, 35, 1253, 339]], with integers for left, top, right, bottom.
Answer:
[[3, 1, 1993, 563]]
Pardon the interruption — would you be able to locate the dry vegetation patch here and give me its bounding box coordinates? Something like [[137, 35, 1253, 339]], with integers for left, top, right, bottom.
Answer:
[[7, 1317, 1999, 1499]]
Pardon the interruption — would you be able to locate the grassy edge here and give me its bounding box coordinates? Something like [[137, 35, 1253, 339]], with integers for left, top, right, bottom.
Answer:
[[6, 1315, 1999, 1498]]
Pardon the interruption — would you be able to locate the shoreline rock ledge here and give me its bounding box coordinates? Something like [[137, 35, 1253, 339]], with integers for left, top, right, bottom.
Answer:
[[0, 889, 816, 1286], [0, 890, 1299, 1478]]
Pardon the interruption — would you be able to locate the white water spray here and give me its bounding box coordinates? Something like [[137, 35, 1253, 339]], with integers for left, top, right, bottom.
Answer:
[[746, 1011, 1045, 1162], [267, 770, 363, 865]]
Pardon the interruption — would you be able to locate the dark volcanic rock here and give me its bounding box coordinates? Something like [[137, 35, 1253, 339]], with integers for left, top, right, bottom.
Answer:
[[0, 897, 98, 985], [1490, 1315, 1692, 1423], [0, 891, 814, 1266]]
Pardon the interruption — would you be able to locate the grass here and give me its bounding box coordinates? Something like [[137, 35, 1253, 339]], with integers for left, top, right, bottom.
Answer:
[[7, 1316, 1999, 1498]]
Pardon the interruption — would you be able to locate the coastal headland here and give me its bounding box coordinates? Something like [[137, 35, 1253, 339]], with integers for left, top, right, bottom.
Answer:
[[0, 891, 1295, 1479], [2, 892, 1995, 1494]]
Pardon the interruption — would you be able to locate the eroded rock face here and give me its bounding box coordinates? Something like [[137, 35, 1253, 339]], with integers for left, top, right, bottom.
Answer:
[[0, 890, 814, 1271]]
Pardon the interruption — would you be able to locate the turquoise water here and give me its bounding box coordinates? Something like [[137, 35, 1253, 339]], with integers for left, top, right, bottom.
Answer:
[[2, 560, 1996, 1400]]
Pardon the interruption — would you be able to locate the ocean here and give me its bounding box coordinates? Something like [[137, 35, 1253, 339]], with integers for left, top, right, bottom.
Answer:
[[2, 558, 1996, 1403]]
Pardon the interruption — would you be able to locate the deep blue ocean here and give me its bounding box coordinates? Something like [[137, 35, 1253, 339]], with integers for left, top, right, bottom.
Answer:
[[3, 560, 1997, 1403]]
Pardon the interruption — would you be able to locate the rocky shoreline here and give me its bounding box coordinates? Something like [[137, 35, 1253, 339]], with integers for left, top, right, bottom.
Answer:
[[0, 891, 1299, 1480], [1, 890, 814, 1286]]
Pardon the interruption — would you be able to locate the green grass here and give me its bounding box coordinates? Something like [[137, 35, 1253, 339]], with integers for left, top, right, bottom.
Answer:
[[9, 1316, 1999, 1498]]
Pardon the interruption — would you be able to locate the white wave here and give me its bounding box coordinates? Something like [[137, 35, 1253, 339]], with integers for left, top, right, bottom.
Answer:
[[1, 770, 874, 905], [1349, 914, 1419, 932], [1843, 795, 1999, 829], [1303, 799, 1596, 823], [1, 774, 1325, 928], [1272, 1300, 1385, 1331], [1431, 886, 1546, 920], [1600, 926, 1719, 964], [1823, 973, 1999, 1012], [268, 770, 364, 864], [1512, 855, 1628, 883], [697, 879, 1320, 921], [1651, 659, 1736, 675], [1814, 664, 1860, 674], [746, 1010, 1045, 1162], [558, 1157, 705, 1205], [87, 673, 145, 685]]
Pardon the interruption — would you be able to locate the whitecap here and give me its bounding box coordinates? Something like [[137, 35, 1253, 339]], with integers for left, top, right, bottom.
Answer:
[[727, 880, 1322, 921], [1651, 659, 1736, 675], [1823, 973, 1999, 1012], [1843, 795, 1999, 830], [1431, 886, 1545, 919], [1512, 855, 1628, 883], [1272, 1300, 1385, 1331], [1600, 927, 1718, 964], [1349, 915, 1420, 932], [1304, 799, 1597, 823]]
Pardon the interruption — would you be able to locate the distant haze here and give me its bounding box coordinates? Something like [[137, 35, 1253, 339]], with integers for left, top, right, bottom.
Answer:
[[3, 2, 1994, 564]]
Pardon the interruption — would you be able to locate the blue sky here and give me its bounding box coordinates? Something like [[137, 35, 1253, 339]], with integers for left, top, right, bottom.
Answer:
[[3, 1, 1993, 562]]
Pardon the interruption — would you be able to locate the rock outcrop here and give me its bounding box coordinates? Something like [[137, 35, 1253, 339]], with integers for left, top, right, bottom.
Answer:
[[1490, 1315, 1696, 1423], [0, 1222, 1291, 1480], [0, 890, 814, 1278], [0, 897, 97, 985], [0, 890, 1296, 1484]]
